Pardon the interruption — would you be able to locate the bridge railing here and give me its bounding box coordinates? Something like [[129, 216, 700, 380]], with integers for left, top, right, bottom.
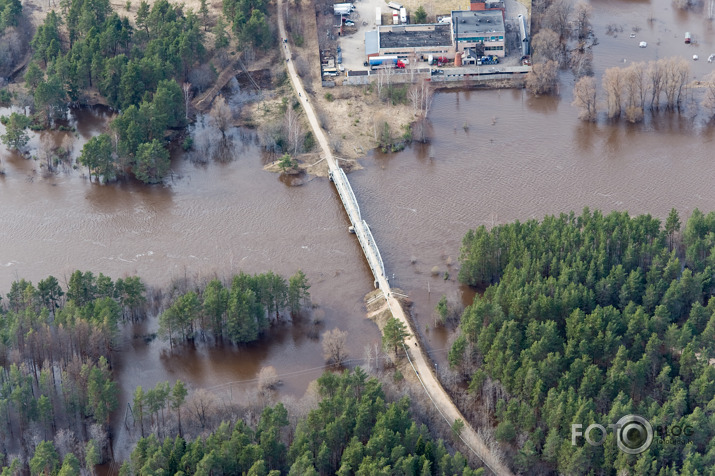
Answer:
[[331, 168, 361, 223], [329, 167, 386, 285], [361, 220, 385, 277]]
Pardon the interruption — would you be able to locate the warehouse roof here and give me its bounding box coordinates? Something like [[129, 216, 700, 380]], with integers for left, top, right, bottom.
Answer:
[[378, 23, 453, 49], [365, 30, 379, 55], [452, 10, 505, 37]]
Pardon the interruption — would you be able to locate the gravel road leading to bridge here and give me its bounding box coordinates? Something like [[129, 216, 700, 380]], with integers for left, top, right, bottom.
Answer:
[[276, 3, 514, 474]]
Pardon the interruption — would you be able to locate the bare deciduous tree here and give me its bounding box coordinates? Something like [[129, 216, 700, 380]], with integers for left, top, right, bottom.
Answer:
[[0, 30, 23, 77], [376, 68, 386, 99], [662, 56, 690, 109], [544, 0, 573, 40], [569, 47, 593, 78], [531, 29, 562, 64], [526, 60, 559, 96], [573, 2, 593, 40], [602, 67, 624, 118], [182, 82, 192, 120], [190, 114, 221, 163], [321, 328, 348, 365], [631, 62, 650, 110], [623, 62, 648, 122], [54, 429, 78, 460], [209, 96, 232, 137], [283, 106, 304, 155], [186, 388, 219, 430], [572, 76, 597, 121], [409, 86, 422, 116], [258, 366, 279, 392], [648, 59, 666, 109], [409, 80, 434, 142], [702, 72, 715, 119], [383, 65, 395, 89], [188, 64, 217, 94]]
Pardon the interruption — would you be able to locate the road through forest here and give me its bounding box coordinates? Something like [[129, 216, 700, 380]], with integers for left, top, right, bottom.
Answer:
[[276, 3, 513, 474]]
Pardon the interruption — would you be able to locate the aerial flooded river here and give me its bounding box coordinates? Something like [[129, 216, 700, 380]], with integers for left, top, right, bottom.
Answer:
[[1, 0, 715, 459]]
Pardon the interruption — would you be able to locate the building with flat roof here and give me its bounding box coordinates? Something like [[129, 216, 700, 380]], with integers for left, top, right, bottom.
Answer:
[[451, 10, 505, 57], [376, 23, 455, 59], [365, 30, 379, 57]]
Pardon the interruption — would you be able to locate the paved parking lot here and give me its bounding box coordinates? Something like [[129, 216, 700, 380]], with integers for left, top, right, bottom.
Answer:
[[338, 0, 387, 72]]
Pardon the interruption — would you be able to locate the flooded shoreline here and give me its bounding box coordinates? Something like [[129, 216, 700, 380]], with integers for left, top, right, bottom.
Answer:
[[2, 0, 715, 460]]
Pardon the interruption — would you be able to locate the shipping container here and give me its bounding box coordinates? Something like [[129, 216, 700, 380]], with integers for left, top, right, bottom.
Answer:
[[375, 7, 382, 25]]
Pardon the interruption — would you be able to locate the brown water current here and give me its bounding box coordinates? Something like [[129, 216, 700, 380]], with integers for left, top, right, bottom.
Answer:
[[1, 0, 715, 459]]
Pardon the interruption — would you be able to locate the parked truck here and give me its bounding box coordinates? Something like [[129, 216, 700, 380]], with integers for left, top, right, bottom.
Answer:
[[333, 3, 355, 15], [400, 7, 407, 24], [369, 55, 399, 66], [387, 2, 402, 10], [369, 56, 409, 69], [392, 11, 399, 24]]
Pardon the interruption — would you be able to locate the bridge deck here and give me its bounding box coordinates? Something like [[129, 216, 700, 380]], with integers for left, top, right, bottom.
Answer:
[[330, 168, 386, 286]]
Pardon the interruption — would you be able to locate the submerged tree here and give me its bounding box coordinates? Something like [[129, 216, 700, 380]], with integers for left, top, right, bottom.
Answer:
[[321, 328, 348, 365], [526, 60, 558, 96], [572, 76, 597, 121], [133, 139, 170, 184], [79, 133, 115, 182], [0, 112, 31, 151]]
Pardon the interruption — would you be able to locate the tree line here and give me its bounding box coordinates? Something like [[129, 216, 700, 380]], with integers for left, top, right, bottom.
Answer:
[[2, 0, 274, 183], [571, 58, 711, 123], [0, 271, 147, 470], [222, 0, 272, 50], [26, 369, 482, 475], [451, 208, 715, 474], [158, 270, 311, 347], [0, 0, 20, 33], [15, 0, 202, 183]]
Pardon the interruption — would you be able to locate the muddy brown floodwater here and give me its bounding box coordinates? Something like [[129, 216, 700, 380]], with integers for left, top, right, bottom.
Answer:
[[1, 0, 715, 460]]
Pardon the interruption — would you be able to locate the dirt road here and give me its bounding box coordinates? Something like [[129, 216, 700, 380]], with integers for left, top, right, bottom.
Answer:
[[276, 3, 513, 474]]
